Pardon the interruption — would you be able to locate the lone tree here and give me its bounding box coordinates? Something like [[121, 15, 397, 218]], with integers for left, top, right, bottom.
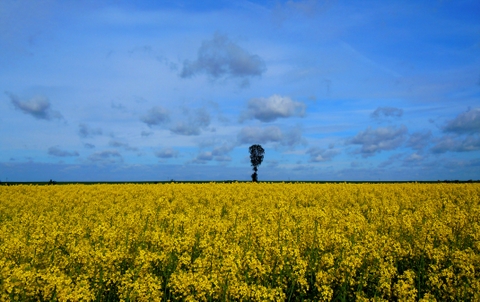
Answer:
[[249, 144, 265, 182]]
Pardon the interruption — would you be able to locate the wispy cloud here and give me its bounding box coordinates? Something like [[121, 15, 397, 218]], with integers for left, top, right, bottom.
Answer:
[[170, 108, 211, 136], [48, 146, 79, 157], [307, 145, 340, 162], [87, 150, 123, 164], [431, 135, 480, 153], [78, 123, 103, 138], [155, 147, 179, 159], [108, 140, 138, 151], [371, 106, 403, 120], [406, 130, 432, 150], [237, 126, 304, 147]]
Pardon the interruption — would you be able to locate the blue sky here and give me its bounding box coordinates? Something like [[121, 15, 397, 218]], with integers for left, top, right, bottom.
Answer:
[[1, 0, 479, 181]]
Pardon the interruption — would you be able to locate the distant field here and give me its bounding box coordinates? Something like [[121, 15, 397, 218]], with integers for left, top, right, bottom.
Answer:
[[1, 183, 479, 301]]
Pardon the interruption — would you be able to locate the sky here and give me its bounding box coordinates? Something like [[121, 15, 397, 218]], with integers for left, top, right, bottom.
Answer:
[[1, 0, 479, 182]]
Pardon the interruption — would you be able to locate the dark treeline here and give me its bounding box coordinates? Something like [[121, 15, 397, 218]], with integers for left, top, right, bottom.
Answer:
[[1, 180, 479, 186]]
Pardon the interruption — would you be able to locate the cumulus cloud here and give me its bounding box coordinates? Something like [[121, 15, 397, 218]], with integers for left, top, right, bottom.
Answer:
[[6, 91, 63, 120], [87, 150, 123, 164], [348, 125, 408, 157], [406, 130, 432, 150], [170, 108, 210, 136], [241, 95, 306, 122], [307, 146, 340, 162], [180, 33, 266, 82], [431, 135, 480, 153], [141, 106, 170, 128], [48, 146, 79, 157], [443, 108, 480, 134], [237, 126, 304, 147], [155, 147, 179, 158], [371, 106, 403, 119], [78, 123, 103, 138]]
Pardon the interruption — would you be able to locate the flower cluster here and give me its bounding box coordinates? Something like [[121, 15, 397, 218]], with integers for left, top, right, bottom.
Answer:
[[0, 183, 479, 301]]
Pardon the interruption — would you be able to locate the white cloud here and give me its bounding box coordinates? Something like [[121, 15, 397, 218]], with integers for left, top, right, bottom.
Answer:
[[241, 95, 306, 122]]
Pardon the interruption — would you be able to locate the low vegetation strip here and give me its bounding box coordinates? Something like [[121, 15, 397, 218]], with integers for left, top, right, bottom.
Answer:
[[0, 183, 479, 301]]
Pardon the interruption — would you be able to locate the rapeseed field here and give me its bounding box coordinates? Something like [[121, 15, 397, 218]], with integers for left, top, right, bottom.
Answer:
[[0, 183, 479, 301]]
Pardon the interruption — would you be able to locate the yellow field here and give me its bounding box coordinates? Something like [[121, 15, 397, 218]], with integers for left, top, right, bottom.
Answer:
[[0, 183, 479, 301]]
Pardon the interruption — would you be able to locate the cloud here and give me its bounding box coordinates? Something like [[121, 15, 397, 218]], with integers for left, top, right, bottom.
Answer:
[[348, 125, 408, 157], [169, 108, 210, 136], [403, 152, 424, 166], [378, 153, 404, 168], [431, 135, 480, 153], [237, 126, 304, 147], [443, 108, 480, 135], [111, 101, 126, 111], [78, 123, 103, 138], [6, 91, 63, 120], [180, 33, 266, 81], [87, 150, 123, 164], [48, 146, 79, 157], [241, 95, 306, 122], [212, 143, 235, 157], [307, 146, 340, 162], [406, 130, 432, 150], [191, 150, 232, 164], [191, 142, 235, 164], [237, 126, 283, 145], [371, 106, 403, 119], [273, 0, 336, 25], [287, 0, 335, 17], [193, 151, 214, 164], [141, 106, 170, 128], [108, 140, 138, 151], [155, 147, 179, 159]]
